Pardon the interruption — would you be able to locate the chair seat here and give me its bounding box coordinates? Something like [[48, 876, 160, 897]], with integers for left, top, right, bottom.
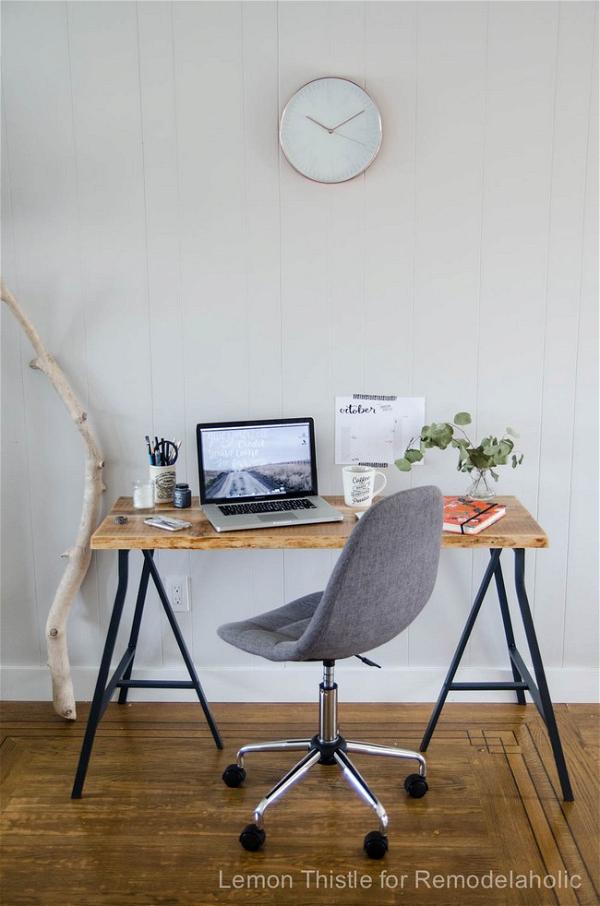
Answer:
[[217, 592, 322, 662]]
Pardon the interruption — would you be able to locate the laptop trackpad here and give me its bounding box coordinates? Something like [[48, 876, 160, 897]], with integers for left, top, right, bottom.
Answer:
[[258, 514, 298, 523]]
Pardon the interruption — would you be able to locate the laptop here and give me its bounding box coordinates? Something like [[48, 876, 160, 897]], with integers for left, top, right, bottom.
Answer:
[[196, 417, 344, 532]]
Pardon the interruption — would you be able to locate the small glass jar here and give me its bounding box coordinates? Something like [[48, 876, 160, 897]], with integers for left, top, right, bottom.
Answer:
[[133, 479, 154, 509], [173, 483, 192, 508]]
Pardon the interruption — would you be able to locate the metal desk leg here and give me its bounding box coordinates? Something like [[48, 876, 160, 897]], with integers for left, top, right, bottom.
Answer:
[[514, 549, 573, 801], [118, 551, 153, 704], [493, 554, 526, 706], [420, 550, 501, 752], [144, 551, 223, 750], [71, 549, 129, 799]]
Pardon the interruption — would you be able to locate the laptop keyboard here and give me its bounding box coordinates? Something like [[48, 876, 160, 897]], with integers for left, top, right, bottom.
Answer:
[[219, 499, 316, 516]]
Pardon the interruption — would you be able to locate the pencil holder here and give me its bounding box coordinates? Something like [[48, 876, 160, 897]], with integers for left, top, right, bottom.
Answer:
[[149, 465, 176, 504]]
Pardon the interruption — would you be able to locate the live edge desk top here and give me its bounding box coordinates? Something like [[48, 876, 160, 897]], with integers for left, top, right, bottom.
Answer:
[[91, 496, 548, 551]]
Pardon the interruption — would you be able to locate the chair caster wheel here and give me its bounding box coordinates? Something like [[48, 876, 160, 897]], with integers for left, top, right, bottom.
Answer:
[[222, 764, 246, 788], [239, 823, 266, 851], [364, 830, 388, 859], [405, 773, 428, 798]]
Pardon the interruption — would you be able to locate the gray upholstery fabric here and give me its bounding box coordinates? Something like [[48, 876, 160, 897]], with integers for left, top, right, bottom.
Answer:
[[217, 486, 443, 662]]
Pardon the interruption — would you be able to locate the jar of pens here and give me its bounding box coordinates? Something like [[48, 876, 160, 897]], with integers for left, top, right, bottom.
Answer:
[[146, 435, 181, 505]]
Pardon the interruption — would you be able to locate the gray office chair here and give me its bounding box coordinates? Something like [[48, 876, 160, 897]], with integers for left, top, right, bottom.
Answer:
[[218, 486, 443, 859]]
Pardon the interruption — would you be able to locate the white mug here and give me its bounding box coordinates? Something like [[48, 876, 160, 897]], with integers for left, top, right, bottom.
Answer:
[[342, 466, 387, 508]]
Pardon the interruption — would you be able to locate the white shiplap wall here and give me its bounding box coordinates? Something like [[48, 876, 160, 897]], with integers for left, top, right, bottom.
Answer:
[[1, 1, 598, 702]]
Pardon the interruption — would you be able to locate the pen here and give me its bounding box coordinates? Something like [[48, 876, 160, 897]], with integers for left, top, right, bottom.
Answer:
[[145, 435, 154, 465]]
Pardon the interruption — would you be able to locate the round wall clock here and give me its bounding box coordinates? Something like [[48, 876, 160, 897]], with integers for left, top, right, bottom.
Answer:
[[279, 77, 383, 184]]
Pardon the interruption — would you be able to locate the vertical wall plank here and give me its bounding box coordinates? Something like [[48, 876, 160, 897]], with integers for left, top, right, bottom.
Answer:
[[0, 99, 41, 667], [67, 0, 154, 658], [468, 0, 559, 669], [171, 2, 255, 666], [563, 16, 599, 668], [408, 0, 488, 670], [534, 2, 597, 666], [2, 0, 101, 666], [364, 1, 416, 431], [242, 1, 283, 419], [137, 0, 189, 667], [327, 0, 369, 483]]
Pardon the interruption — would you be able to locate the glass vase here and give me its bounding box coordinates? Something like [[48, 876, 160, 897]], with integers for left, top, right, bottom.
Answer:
[[465, 469, 496, 501]]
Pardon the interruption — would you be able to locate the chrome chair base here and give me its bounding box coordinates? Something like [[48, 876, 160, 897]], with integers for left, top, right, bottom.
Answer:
[[222, 662, 428, 856]]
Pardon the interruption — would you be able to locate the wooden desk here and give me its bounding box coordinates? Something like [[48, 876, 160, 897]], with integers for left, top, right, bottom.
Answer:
[[91, 495, 548, 550], [73, 496, 572, 803]]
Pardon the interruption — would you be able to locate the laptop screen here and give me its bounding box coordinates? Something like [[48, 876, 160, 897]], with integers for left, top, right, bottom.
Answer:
[[197, 418, 318, 503]]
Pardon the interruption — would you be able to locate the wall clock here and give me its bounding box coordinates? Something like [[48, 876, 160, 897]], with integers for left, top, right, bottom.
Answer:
[[279, 77, 382, 184]]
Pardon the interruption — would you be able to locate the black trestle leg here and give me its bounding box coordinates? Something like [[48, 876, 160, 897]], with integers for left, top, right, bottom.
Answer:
[[493, 551, 526, 705], [71, 549, 130, 799], [143, 550, 223, 750], [514, 549, 573, 802], [117, 551, 154, 704], [420, 549, 501, 752]]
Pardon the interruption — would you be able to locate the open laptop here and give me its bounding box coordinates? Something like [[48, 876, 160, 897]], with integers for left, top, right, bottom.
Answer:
[[196, 417, 343, 532]]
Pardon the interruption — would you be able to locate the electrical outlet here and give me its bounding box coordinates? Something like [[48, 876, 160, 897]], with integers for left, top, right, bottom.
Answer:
[[167, 576, 190, 612]]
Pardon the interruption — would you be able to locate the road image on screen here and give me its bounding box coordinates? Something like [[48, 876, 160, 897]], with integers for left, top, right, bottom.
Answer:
[[202, 422, 313, 500]]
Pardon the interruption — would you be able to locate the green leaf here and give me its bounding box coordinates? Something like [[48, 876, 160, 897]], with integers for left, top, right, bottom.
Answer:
[[405, 448, 424, 464], [453, 412, 472, 426], [506, 426, 519, 438], [395, 457, 412, 472], [428, 422, 454, 449], [469, 448, 492, 470]]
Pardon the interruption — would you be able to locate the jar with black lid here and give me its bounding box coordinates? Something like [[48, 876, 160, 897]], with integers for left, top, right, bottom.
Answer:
[[173, 483, 191, 508]]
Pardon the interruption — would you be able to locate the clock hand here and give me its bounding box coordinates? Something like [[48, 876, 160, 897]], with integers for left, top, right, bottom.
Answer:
[[306, 115, 334, 133], [332, 130, 369, 149], [330, 109, 365, 132]]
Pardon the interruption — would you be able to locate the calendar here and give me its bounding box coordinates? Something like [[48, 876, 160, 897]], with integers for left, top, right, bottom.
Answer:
[[334, 394, 425, 467]]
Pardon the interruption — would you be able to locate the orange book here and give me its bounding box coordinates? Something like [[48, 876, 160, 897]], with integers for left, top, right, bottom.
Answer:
[[443, 496, 506, 534]]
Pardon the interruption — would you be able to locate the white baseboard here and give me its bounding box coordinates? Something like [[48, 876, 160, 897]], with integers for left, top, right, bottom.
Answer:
[[1, 664, 598, 703]]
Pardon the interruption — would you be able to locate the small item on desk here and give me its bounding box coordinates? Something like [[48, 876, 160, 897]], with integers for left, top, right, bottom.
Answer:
[[173, 483, 192, 508], [113, 515, 128, 525], [443, 496, 506, 534], [146, 433, 180, 502], [133, 479, 154, 509], [145, 434, 181, 467], [149, 464, 176, 503], [342, 465, 387, 508], [144, 516, 192, 532]]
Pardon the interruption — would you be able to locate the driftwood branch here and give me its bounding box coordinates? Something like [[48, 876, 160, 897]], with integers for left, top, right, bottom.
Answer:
[[1, 281, 105, 720]]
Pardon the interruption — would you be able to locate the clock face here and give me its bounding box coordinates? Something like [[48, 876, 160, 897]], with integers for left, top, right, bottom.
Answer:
[[279, 77, 382, 184]]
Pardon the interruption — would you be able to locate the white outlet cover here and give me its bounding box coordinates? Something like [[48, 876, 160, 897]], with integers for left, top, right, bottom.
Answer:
[[167, 576, 190, 612]]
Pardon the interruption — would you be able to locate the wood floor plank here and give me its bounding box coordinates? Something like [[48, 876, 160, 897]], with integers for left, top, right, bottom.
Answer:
[[0, 702, 596, 906]]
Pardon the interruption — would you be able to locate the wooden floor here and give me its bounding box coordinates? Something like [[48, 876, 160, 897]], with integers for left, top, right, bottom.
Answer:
[[1, 702, 598, 906]]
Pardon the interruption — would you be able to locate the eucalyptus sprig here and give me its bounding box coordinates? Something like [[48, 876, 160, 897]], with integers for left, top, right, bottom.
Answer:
[[395, 412, 524, 481]]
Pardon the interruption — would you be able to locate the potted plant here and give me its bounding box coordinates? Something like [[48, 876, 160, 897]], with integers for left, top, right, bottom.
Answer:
[[395, 411, 524, 500]]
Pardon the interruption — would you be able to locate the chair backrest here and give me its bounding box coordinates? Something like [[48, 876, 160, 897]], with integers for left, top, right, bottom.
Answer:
[[296, 486, 443, 661]]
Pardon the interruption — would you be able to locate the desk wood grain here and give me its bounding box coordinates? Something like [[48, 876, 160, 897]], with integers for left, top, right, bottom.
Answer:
[[91, 496, 548, 550]]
